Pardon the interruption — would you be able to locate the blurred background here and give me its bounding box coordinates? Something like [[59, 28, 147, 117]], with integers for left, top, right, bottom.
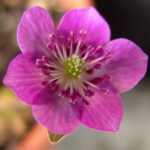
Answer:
[[0, 0, 149, 150]]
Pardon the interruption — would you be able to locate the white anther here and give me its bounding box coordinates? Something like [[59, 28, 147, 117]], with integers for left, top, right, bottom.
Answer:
[[73, 72, 76, 76], [78, 75, 81, 79], [79, 30, 87, 35], [96, 45, 102, 50], [70, 30, 74, 37], [49, 33, 53, 38]]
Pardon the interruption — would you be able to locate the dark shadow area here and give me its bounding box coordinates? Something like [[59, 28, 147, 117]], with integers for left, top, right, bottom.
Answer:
[[96, 0, 150, 76]]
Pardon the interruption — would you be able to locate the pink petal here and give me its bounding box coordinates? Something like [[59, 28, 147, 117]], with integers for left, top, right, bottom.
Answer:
[[17, 6, 55, 60], [102, 38, 148, 93], [32, 96, 80, 134], [80, 88, 123, 132], [57, 7, 110, 45], [3, 54, 44, 105]]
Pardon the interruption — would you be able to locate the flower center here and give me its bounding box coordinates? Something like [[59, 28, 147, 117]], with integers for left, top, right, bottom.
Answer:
[[36, 30, 113, 104], [64, 54, 86, 79]]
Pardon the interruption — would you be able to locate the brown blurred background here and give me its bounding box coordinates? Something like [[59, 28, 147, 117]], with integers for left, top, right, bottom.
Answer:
[[0, 0, 149, 150]]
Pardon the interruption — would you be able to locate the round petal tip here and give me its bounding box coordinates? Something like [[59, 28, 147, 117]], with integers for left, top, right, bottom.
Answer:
[[80, 90, 123, 132], [17, 6, 55, 59], [32, 96, 80, 134], [57, 6, 111, 46], [103, 38, 148, 93]]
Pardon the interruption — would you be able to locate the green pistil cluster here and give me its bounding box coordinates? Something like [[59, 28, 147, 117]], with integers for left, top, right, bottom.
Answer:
[[64, 54, 86, 79]]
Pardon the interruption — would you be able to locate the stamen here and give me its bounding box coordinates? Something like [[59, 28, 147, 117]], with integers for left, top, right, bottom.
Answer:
[[82, 46, 94, 60], [74, 30, 87, 55], [85, 56, 104, 66], [55, 44, 65, 63], [82, 79, 98, 89], [75, 40, 82, 55], [70, 41, 73, 56]]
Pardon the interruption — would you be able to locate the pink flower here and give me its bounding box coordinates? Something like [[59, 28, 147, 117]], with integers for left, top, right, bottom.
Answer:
[[4, 6, 148, 134]]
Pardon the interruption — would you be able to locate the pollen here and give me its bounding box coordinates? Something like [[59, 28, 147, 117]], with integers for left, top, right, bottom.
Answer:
[[64, 54, 86, 79]]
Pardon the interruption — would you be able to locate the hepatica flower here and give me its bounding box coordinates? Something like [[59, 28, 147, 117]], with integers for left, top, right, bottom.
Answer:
[[4, 6, 148, 134]]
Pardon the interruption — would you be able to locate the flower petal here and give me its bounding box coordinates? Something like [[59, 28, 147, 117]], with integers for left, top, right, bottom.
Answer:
[[32, 96, 80, 134], [17, 6, 55, 60], [57, 6, 110, 45], [102, 38, 148, 93], [3, 54, 44, 105], [80, 88, 123, 132]]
